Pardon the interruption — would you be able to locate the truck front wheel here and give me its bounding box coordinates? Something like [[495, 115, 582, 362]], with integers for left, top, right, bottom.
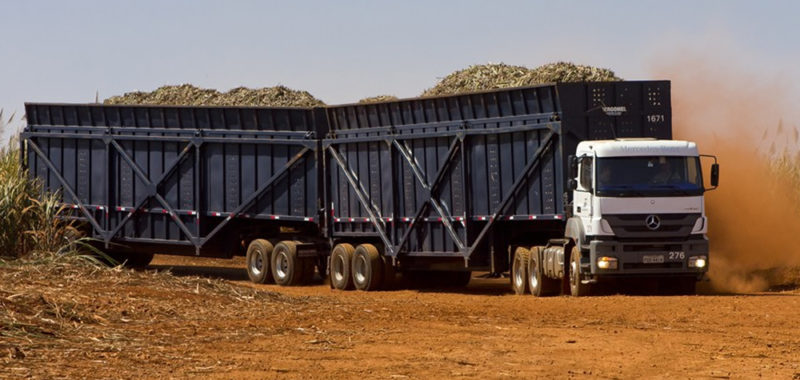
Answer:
[[569, 246, 592, 297]]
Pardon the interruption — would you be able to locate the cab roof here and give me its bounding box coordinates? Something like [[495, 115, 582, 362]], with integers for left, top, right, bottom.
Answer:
[[576, 139, 698, 157]]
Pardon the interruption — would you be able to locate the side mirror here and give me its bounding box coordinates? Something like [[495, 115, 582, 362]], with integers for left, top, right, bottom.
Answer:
[[567, 179, 578, 191], [568, 155, 578, 179], [710, 163, 719, 187]]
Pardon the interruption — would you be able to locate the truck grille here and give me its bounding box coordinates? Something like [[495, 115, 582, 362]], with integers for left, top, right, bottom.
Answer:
[[604, 213, 700, 239]]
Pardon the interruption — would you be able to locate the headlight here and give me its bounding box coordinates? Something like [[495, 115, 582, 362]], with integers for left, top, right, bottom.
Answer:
[[597, 256, 618, 270], [688, 255, 707, 268]]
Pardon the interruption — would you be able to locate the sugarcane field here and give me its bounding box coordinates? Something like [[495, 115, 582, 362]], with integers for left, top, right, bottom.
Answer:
[[2, 2, 800, 379]]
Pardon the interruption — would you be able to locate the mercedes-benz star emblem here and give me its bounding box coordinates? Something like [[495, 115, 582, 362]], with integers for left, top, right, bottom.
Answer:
[[645, 215, 661, 230]]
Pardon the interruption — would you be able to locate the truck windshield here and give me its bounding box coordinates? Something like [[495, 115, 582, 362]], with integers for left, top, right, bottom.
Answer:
[[595, 156, 703, 197]]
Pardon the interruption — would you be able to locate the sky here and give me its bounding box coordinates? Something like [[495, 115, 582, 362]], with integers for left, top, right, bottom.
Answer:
[[1, 0, 799, 142]]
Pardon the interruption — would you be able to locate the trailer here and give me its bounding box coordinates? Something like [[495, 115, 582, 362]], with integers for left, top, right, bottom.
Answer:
[[22, 80, 718, 295], [21, 104, 329, 285]]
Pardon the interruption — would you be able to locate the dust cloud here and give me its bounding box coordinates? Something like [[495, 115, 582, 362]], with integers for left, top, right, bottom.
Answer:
[[651, 54, 800, 293]]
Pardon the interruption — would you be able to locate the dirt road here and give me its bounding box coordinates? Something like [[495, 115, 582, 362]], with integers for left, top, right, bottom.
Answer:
[[5, 255, 799, 379], [143, 255, 800, 379]]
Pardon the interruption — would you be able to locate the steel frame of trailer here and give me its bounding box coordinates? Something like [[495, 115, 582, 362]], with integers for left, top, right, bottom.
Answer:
[[323, 112, 564, 266], [21, 106, 322, 255]]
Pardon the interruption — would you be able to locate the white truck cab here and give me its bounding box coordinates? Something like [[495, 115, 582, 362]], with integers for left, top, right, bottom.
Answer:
[[563, 138, 718, 293]]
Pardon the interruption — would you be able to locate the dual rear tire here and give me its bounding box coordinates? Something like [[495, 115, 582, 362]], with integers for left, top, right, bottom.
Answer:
[[330, 243, 395, 291], [511, 245, 567, 297], [528, 246, 561, 297], [246, 239, 315, 286]]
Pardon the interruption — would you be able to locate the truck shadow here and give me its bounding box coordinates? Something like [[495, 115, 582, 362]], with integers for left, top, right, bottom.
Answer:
[[148, 264, 249, 282], [143, 264, 797, 296]]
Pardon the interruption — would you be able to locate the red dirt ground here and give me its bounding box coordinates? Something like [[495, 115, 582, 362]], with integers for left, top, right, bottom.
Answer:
[[155, 255, 800, 379], [3, 254, 798, 379]]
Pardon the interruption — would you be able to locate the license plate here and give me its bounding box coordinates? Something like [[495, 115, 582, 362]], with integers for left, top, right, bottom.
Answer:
[[643, 255, 665, 264]]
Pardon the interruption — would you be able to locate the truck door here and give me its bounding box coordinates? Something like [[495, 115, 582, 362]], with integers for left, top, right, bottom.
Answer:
[[574, 156, 593, 221]]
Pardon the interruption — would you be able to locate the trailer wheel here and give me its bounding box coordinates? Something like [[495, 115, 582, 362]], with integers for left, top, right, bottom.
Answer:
[[511, 247, 530, 295], [271, 241, 305, 286], [330, 243, 355, 290], [528, 246, 560, 297], [246, 239, 274, 284], [569, 246, 592, 297], [352, 244, 384, 291]]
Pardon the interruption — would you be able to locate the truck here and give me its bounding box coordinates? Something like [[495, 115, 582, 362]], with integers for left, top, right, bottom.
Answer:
[[21, 80, 718, 296]]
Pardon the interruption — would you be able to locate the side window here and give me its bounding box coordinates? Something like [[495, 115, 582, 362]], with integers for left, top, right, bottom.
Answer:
[[579, 157, 593, 190], [687, 157, 701, 185]]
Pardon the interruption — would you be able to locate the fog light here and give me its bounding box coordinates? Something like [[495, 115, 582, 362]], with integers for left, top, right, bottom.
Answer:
[[597, 256, 618, 270], [689, 255, 707, 268]]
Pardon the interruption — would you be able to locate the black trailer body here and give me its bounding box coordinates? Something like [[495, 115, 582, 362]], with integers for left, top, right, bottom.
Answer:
[[324, 81, 671, 272], [21, 104, 328, 257]]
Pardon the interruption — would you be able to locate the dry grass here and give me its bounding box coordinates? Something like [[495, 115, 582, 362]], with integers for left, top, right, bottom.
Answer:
[[421, 62, 620, 96], [0, 256, 318, 378], [104, 84, 325, 107], [358, 95, 400, 103], [760, 122, 800, 288]]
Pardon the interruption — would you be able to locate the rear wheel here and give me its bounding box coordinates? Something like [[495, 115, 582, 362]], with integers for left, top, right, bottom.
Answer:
[[330, 243, 355, 290], [528, 246, 560, 297], [352, 244, 384, 291], [569, 246, 592, 297], [511, 247, 530, 295], [271, 241, 307, 286], [246, 239, 274, 284]]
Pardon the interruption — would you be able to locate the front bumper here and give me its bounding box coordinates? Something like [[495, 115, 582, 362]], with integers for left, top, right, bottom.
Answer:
[[587, 235, 709, 278]]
